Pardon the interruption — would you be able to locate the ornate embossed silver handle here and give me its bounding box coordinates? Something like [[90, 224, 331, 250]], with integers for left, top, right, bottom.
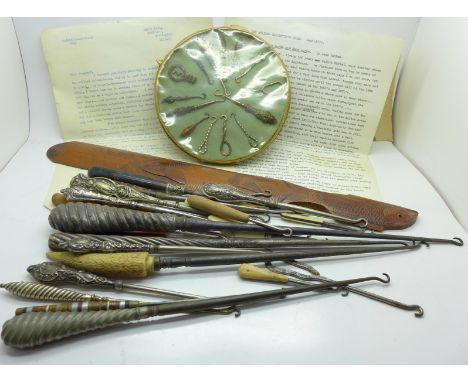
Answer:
[[70, 174, 181, 205], [201, 183, 367, 227], [27, 262, 115, 287], [70, 173, 149, 200], [49, 233, 410, 255], [67, 174, 203, 217], [48, 233, 257, 255], [86, 167, 280, 215], [49, 233, 212, 253], [58, 187, 205, 220], [26, 262, 240, 316], [201, 183, 274, 204]]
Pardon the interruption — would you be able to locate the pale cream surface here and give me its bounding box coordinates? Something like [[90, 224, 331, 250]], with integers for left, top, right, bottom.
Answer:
[[228, 19, 403, 154]]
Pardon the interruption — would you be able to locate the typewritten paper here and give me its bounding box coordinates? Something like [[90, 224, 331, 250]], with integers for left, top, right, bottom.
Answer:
[[42, 18, 403, 207]]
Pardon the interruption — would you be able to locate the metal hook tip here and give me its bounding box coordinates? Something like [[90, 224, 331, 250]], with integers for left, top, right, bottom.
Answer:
[[358, 218, 369, 228], [250, 190, 273, 198], [381, 273, 391, 284], [414, 306, 424, 318], [452, 237, 464, 246], [283, 228, 294, 237]]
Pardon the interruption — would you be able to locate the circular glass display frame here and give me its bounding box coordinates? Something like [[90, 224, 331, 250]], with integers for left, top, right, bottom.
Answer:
[[154, 27, 291, 164]]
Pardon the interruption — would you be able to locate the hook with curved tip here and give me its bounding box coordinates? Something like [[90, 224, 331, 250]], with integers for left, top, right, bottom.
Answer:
[[265, 262, 324, 282], [251, 190, 273, 198], [221, 80, 231, 96], [229, 112, 260, 148], [413, 306, 424, 318], [222, 306, 241, 317], [418, 241, 431, 248], [346, 287, 424, 318], [277, 202, 370, 228], [199, 305, 241, 316], [265, 262, 421, 318], [219, 115, 232, 157], [257, 81, 285, 95], [388, 240, 414, 247], [357, 218, 369, 228], [251, 214, 271, 223], [198, 116, 218, 154], [220, 141, 232, 157], [380, 273, 391, 284], [214, 89, 225, 97], [180, 113, 210, 138], [452, 237, 464, 246], [214, 79, 231, 97], [248, 217, 293, 237], [284, 260, 321, 276]]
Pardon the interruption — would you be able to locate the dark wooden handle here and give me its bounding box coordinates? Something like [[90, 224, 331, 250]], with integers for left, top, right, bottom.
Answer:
[[88, 166, 171, 193]]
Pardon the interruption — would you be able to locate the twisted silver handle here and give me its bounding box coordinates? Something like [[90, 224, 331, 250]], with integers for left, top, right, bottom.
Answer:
[[49, 202, 184, 234], [0, 281, 108, 302]]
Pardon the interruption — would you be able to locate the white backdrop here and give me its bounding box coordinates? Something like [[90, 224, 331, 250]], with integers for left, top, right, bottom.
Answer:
[[394, 18, 468, 231], [1, 18, 468, 365], [0, 18, 29, 171]]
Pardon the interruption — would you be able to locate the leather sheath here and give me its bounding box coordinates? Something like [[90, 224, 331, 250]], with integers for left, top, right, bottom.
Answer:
[[47, 141, 418, 231]]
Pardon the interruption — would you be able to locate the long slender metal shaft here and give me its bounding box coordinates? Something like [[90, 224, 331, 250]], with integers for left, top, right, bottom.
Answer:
[[262, 264, 424, 317], [68, 174, 200, 212], [44, 244, 418, 279], [2, 274, 389, 349], [48, 233, 258, 255], [23, 263, 238, 315], [26, 262, 209, 300], [1, 282, 228, 318], [153, 244, 419, 270], [49, 203, 463, 246], [48, 232, 410, 254]]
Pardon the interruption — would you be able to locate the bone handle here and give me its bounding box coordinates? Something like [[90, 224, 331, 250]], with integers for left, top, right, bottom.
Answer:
[[187, 195, 249, 222], [238, 263, 289, 283], [47, 251, 154, 278]]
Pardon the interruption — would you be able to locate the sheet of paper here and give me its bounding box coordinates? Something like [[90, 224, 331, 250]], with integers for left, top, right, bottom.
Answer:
[[42, 18, 212, 207], [235, 143, 379, 197], [225, 18, 403, 199], [43, 18, 403, 207], [227, 18, 403, 154], [42, 18, 213, 143]]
